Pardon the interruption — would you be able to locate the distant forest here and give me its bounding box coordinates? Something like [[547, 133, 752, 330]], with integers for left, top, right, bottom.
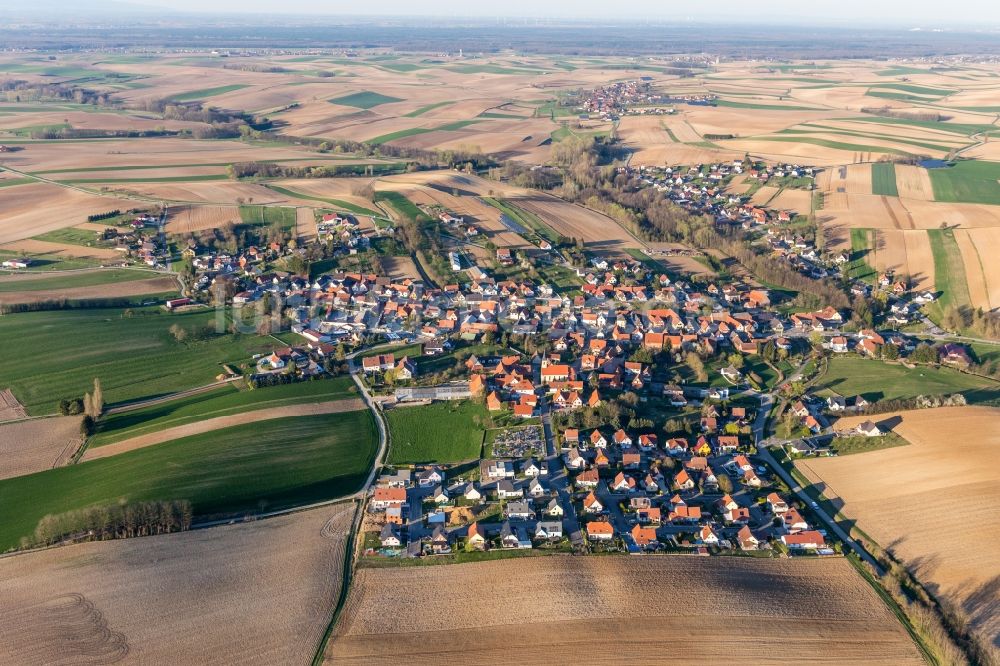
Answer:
[[1, 21, 998, 57]]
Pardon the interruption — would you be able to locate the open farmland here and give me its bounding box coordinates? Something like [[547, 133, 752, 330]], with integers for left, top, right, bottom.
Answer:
[[816, 356, 998, 403], [0, 410, 377, 551], [82, 398, 365, 461], [89, 376, 357, 447], [0, 183, 136, 244], [0, 504, 353, 665], [511, 195, 643, 253], [0, 416, 82, 480], [385, 400, 486, 464], [328, 556, 922, 665], [797, 407, 1000, 652], [0, 274, 178, 305], [0, 306, 278, 415], [166, 204, 240, 233]]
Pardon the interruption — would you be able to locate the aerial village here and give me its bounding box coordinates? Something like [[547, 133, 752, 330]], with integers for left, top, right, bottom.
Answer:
[[147, 83, 975, 561]]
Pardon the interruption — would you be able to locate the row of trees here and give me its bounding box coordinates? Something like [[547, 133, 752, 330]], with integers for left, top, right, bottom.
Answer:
[[24, 500, 193, 548]]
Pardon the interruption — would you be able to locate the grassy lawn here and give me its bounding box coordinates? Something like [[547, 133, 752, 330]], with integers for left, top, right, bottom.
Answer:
[[0, 307, 277, 415], [928, 160, 1000, 205], [263, 184, 378, 216], [0, 269, 160, 292], [926, 228, 971, 310], [829, 432, 909, 456], [328, 91, 403, 109], [871, 162, 899, 196], [170, 85, 249, 102], [386, 400, 487, 464], [817, 356, 996, 403], [89, 376, 358, 447], [0, 411, 377, 552]]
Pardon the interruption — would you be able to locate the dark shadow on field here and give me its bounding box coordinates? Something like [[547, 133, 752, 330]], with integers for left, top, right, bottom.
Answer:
[[873, 415, 903, 431], [425, 183, 478, 198]]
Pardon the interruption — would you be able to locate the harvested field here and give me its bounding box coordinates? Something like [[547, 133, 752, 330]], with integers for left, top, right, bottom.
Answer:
[[870, 230, 935, 292], [0, 238, 120, 260], [80, 398, 365, 461], [0, 504, 353, 665], [954, 228, 993, 310], [166, 205, 240, 233], [0, 416, 83, 480], [381, 256, 421, 280], [768, 187, 813, 214], [0, 389, 27, 421], [328, 556, 922, 665], [296, 207, 317, 239], [798, 407, 1000, 651], [2, 138, 318, 173], [963, 227, 1000, 309], [97, 181, 291, 205], [749, 185, 780, 206], [0, 275, 178, 306], [0, 183, 135, 244], [510, 195, 643, 253], [894, 164, 935, 200]]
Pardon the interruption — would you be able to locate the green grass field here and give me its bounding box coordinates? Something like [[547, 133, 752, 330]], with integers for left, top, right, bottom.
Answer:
[[845, 116, 997, 137], [0, 269, 162, 293], [368, 126, 434, 145], [786, 126, 957, 154], [0, 411, 377, 551], [751, 135, 909, 155], [263, 184, 379, 216], [374, 190, 423, 222], [403, 101, 453, 117], [89, 376, 357, 447], [386, 400, 486, 464], [871, 162, 899, 196], [329, 91, 403, 109], [714, 100, 823, 111], [368, 120, 480, 145], [170, 85, 249, 102], [57, 174, 228, 184], [817, 356, 996, 403], [845, 228, 876, 282], [32, 226, 106, 247], [928, 160, 1000, 205], [0, 307, 276, 415], [481, 197, 561, 244], [238, 205, 296, 230], [926, 228, 971, 310]]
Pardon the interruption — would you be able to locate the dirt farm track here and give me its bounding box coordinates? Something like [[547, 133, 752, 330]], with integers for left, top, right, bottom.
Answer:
[[327, 556, 922, 665]]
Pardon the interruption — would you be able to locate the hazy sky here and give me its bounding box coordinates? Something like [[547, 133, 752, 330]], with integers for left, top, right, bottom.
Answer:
[[122, 0, 999, 26]]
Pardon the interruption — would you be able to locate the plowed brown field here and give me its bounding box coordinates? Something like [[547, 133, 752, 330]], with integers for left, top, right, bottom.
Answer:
[[0, 416, 82, 480], [328, 556, 922, 665], [0, 504, 353, 665], [798, 407, 1000, 652]]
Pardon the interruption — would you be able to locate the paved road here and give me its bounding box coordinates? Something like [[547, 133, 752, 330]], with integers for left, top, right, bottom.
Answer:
[[747, 382, 883, 572]]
